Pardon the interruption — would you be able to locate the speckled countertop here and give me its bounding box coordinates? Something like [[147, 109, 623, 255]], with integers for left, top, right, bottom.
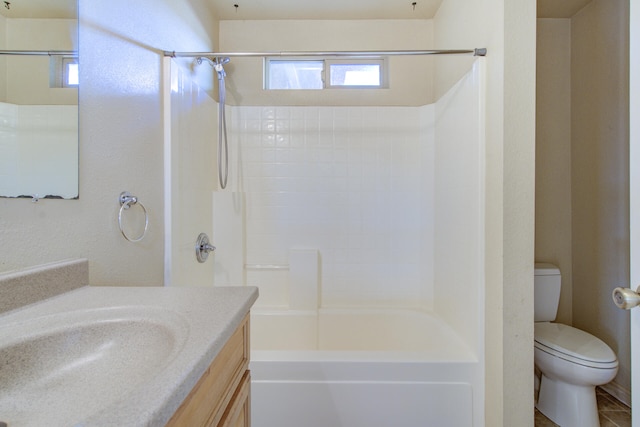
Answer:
[[0, 285, 258, 427]]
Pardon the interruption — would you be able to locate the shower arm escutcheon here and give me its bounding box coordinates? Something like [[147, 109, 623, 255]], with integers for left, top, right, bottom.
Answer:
[[196, 233, 216, 263]]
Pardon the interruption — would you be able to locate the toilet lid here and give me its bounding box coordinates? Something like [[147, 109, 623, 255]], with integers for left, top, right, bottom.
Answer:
[[534, 323, 617, 365]]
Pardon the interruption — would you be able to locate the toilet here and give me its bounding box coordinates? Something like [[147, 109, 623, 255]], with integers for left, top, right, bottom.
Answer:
[[534, 263, 618, 427]]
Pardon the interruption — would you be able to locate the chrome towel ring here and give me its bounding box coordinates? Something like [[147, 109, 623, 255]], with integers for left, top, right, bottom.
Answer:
[[118, 191, 148, 242]]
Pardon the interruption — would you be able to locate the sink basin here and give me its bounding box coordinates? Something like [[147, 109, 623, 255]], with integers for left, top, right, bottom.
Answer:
[[0, 306, 189, 427]]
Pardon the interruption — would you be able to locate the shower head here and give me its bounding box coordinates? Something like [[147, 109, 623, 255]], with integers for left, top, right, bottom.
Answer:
[[196, 56, 230, 80], [196, 56, 230, 67]]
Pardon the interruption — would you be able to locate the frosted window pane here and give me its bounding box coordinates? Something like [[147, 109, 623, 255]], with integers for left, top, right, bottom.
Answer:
[[268, 60, 323, 89], [329, 64, 381, 86]]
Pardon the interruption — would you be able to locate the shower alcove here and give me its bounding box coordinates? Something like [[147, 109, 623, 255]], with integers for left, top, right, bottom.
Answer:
[[164, 27, 486, 426]]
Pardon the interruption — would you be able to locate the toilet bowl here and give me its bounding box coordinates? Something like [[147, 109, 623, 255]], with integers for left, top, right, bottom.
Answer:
[[534, 322, 618, 427], [534, 264, 618, 427]]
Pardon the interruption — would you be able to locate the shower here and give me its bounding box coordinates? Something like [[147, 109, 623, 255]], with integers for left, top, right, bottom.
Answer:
[[168, 46, 487, 426], [197, 56, 230, 189]]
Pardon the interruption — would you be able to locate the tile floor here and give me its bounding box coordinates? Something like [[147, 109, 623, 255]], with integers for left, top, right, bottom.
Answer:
[[535, 388, 631, 427]]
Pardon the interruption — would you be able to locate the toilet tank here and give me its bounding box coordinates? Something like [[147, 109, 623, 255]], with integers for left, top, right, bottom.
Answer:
[[534, 263, 562, 322]]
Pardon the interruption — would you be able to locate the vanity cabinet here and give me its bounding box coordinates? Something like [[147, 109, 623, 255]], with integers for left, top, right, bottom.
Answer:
[[167, 314, 250, 427]]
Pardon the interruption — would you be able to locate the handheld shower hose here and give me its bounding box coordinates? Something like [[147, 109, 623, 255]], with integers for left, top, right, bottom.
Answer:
[[198, 56, 230, 189], [215, 60, 229, 189]]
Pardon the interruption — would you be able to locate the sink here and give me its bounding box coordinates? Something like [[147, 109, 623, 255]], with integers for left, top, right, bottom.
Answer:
[[0, 306, 189, 427]]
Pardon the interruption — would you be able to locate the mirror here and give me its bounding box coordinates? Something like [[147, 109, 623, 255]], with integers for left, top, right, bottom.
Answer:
[[0, 0, 78, 200]]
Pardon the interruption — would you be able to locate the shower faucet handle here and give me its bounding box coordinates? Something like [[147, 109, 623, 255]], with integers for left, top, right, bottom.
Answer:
[[195, 233, 216, 263], [612, 286, 640, 309]]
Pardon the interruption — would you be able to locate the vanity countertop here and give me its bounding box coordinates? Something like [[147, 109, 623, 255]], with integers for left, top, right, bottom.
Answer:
[[0, 285, 258, 427]]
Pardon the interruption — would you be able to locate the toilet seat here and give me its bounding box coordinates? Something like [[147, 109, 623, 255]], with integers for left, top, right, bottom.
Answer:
[[534, 322, 618, 369]]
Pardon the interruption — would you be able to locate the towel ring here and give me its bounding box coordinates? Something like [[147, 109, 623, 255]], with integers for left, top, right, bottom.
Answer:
[[118, 191, 149, 242]]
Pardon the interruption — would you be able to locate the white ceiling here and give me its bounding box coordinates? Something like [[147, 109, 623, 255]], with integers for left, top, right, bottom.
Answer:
[[0, 0, 591, 26], [209, 0, 444, 20], [211, 0, 594, 21], [0, 0, 76, 19]]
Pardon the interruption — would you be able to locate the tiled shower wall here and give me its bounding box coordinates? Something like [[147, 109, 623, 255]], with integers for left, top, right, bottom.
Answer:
[[230, 105, 435, 310]]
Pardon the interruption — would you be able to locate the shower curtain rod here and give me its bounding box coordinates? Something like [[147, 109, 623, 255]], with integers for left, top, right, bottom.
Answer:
[[0, 49, 77, 56], [164, 48, 487, 58]]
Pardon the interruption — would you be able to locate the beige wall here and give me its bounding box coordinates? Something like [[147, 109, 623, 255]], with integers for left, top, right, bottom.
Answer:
[[501, 2, 537, 425], [219, 20, 434, 106], [435, 0, 537, 425], [535, 19, 573, 326], [5, 18, 77, 105], [571, 0, 630, 400], [0, 0, 218, 284]]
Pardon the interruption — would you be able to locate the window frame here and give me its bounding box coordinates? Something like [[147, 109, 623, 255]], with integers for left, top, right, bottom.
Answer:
[[264, 56, 388, 90]]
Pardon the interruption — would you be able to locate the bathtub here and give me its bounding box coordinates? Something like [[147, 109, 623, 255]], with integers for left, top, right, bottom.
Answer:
[[249, 308, 481, 427]]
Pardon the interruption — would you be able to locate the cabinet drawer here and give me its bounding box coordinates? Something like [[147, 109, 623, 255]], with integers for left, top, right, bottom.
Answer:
[[167, 314, 249, 427], [217, 370, 251, 427]]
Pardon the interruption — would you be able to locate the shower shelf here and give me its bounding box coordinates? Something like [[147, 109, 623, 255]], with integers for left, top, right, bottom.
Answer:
[[244, 264, 289, 271]]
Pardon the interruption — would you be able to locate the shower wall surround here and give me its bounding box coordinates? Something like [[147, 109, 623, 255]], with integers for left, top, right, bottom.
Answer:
[[168, 60, 483, 323], [166, 60, 218, 287], [229, 105, 435, 310], [209, 62, 484, 334], [433, 61, 484, 348]]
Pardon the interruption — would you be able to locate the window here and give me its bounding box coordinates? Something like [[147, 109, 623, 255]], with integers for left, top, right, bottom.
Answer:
[[326, 60, 384, 88], [50, 55, 79, 88], [265, 57, 387, 90], [267, 60, 324, 90], [63, 57, 79, 87]]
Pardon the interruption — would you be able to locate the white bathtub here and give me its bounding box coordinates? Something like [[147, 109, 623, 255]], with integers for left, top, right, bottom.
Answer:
[[250, 309, 481, 427]]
